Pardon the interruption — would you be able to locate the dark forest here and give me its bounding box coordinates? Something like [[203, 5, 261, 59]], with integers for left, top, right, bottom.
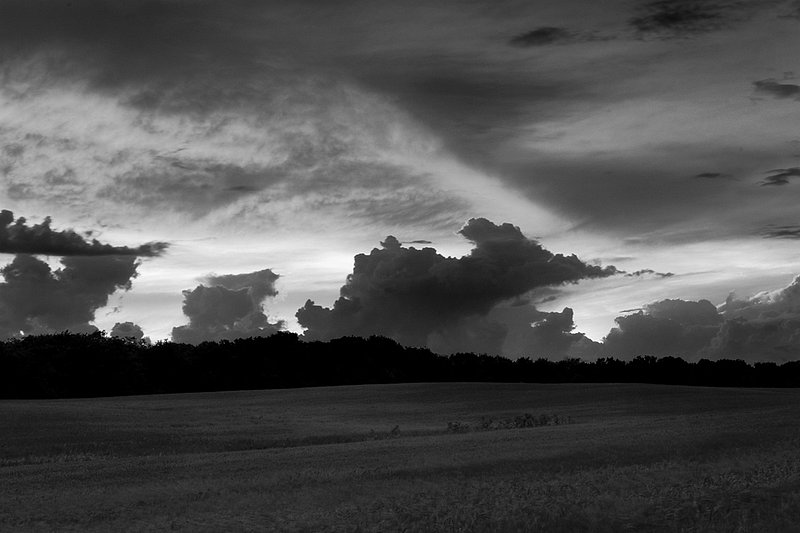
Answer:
[[2, 332, 799, 398]]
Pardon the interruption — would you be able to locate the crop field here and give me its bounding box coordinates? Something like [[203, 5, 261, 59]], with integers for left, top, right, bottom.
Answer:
[[1, 383, 800, 532]]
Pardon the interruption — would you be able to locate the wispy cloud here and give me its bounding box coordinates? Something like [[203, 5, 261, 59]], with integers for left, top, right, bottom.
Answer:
[[761, 167, 800, 186], [509, 27, 573, 47], [694, 172, 734, 179], [761, 224, 800, 239], [753, 79, 800, 100]]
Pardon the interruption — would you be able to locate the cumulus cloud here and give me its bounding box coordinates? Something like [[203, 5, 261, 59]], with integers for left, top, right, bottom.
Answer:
[[0, 209, 168, 256], [296, 218, 616, 352], [172, 268, 284, 344], [753, 79, 800, 100], [110, 321, 149, 343], [0, 254, 140, 338]]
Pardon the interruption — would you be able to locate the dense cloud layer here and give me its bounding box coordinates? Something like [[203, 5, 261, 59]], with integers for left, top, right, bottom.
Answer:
[[0, 254, 140, 338], [172, 269, 284, 344], [1, 0, 797, 244], [297, 218, 616, 353], [0, 210, 168, 256]]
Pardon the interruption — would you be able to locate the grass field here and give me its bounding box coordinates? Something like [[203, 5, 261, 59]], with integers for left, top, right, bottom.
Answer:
[[1, 383, 800, 532]]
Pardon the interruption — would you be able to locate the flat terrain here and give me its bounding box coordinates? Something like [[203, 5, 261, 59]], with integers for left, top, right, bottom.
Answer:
[[1, 383, 799, 532]]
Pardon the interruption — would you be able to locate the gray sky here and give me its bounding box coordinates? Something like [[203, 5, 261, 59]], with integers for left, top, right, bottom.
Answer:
[[1, 0, 800, 352]]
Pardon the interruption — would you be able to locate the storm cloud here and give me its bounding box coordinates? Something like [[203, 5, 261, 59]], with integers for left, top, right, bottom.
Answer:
[[0, 210, 168, 256], [297, 218, 616, 352], [0, 254, 140, 338], [172, 268, 284, 344]]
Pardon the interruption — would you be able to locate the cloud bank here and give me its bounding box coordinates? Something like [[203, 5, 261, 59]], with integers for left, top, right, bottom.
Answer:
[[600, 277, 800, 362]]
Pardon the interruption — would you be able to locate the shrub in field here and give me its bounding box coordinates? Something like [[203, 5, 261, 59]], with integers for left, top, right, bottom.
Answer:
[[369, 425, 402, 440], [448, 413, 573, 433], [447, 421, 471, 433]]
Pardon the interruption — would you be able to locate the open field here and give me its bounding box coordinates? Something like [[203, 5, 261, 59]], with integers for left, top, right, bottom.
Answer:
[[2, 383, 800, 532]]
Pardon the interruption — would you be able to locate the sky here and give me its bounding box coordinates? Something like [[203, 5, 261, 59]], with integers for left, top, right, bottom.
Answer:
[[1, 0, 800, 361]]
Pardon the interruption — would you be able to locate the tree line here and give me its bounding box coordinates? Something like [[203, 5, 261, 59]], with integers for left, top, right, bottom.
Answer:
[[0, 332, 798, 398]]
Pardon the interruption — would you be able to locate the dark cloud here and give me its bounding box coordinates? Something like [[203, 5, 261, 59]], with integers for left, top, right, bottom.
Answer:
[[598, 279, 800, 362], [694, 172, 733, 179], [762, 224, 800, 239], [172, 268, 284, 344], [0, 0, 259, 91], [753, 79, 800, 100], [602, 299, 722, 358], [706, 278, 800, 361], [509, 27, 572, 47], [0, 210, 168, 256], [706, 316, 800, 362], [629, 0, 736, 37], [761, 168, 800, 186], [403, 240, 433, 245], [1, 0, 792, 246], [296, 218, 616, 351], [0, 254, 140, 338]]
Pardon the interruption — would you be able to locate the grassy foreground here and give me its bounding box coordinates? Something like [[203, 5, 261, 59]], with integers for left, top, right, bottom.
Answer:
[[1, 383, 800, 532]]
